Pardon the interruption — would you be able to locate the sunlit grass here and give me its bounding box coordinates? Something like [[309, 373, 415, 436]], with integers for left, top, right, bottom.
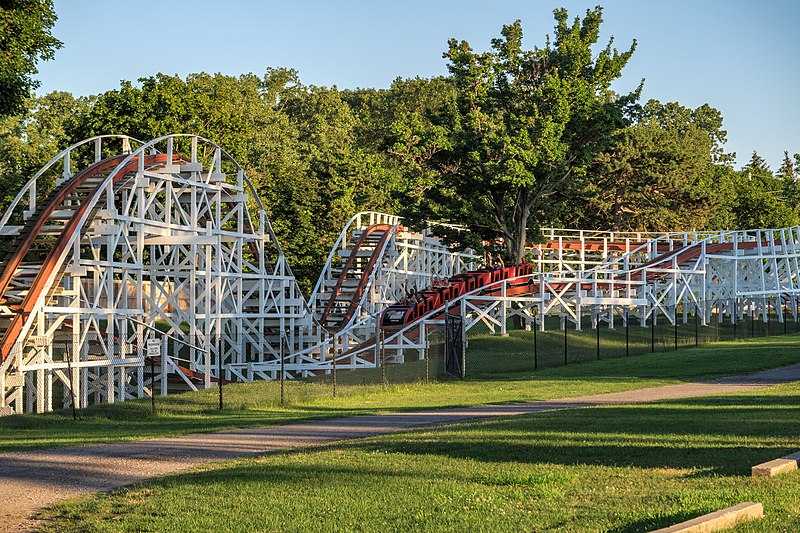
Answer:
[[2, 334, 799, 452], [36, 382, 800, 532]]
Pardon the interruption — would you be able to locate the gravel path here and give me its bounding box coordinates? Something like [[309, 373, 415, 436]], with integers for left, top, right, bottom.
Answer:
[[2, 363, 799, 532]]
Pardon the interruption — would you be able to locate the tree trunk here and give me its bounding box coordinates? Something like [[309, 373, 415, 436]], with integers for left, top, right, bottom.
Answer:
[[509, 200, 530, 264], [509, 203, 530, 331]]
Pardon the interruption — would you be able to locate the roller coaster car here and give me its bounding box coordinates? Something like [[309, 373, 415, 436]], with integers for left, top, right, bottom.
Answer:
[[471, 266, 505, 295], [435, 284, 452, 302], [419, 289, 443, 313], [412, 297, 425, 321], [446, 277, 467, 299], [380, 263, 533, 329], [518, 262, 533, 276], [470, 269, 494, 287], [449, 272, 476, 292], [507, 263, 533, 286], [489, 267, 504, 283], [381, 304, 415, 328], [502, 265, 518, 279]]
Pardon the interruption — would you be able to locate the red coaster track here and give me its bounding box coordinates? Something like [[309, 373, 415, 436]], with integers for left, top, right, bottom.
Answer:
[[379, 240, 763, 331], [0, 153, 174, 361], [319, 223, 394, 331]]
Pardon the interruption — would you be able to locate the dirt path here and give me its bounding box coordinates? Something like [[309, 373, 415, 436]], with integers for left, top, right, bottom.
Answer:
[[3, 363, 799, 532]]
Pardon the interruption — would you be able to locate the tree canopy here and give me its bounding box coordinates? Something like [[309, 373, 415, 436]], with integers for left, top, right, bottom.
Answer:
[[0, 5, 797, 288], [64, 70, 401, 290], [390, 7, 640, 262], [565, 100, 736, 231], [0, 0, 61, 117]]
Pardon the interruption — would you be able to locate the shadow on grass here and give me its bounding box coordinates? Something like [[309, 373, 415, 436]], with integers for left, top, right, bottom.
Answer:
[[606, 512, 703, 533], [338, 395, 800, 476], [30, 388, 800, 532], [90, 459, 718, 532], [466, 339, 800, 382], [4, 333, 800, 454]]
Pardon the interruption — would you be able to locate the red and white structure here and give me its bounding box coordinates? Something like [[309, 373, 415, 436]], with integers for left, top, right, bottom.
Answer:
[[1, 135, 798, 414]]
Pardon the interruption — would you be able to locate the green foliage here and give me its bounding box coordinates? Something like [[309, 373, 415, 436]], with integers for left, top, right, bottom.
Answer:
[[567, 100, 736, 231], [0, 91, 88, 209], [727, 151, 798, 229], [66, 70, 402, 291], [391, 8, 639, 261], [36, 371, 800, 531], [2, 334, 799, 453], [0, 5, 798, 285], [278, 84, 401, 283], [0, 0, 61, 117], [778, 150, 800, 209]]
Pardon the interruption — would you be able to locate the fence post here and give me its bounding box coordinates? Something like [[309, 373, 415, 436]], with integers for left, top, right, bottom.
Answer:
[[785, 302, 789, 336], [674, 316, 678, 351], [150, 355, 156, 416], [331, 337, 337, 398], [563, 319, 568, 365], [695, 307, 699, 348], [279, 335, 285, 407], [625, 309, 629, 357], [425, 329, 430, 384], [66, 356, 77, 421], [796, 298, 799, 325], [751, 305, 755, 337], [766, 298, 771, 336], [374, 330, 380, 369], [218, 349, 223, 411], [460, 315, 466, 380], [160, 336, 168, 396], [595, 320, 600, 361], [444, 310, 449, 372], [651, 313, 655, 352], [380, 330, 387, 387]]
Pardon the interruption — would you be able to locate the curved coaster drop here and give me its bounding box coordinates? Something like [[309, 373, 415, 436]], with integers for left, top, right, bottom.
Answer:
[[0, 135, 477, 414]]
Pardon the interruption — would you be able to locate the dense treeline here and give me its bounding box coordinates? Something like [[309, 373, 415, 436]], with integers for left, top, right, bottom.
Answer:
[[0, 4, 798, 288]]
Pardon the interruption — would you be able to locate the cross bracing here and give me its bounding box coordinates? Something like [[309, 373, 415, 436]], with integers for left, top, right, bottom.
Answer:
[[1, 135, 799, 414]]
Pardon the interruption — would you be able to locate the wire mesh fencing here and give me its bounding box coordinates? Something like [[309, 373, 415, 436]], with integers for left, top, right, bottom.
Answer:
[[293, 297, 800, 394], [462, 298, 800, 378]]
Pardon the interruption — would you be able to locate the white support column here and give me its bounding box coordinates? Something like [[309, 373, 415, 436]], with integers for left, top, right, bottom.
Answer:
[[500, 281, 508, 336]]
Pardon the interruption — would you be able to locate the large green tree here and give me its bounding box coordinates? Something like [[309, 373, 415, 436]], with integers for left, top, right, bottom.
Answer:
[[0, 0, 61, 117], [3, 2, 798, 292], [777, 151, 800, 217], [391, 7, 639, 262], [73, 70, 401, 291], [728, 152, 798, 229], [565, 100, 736, 231]]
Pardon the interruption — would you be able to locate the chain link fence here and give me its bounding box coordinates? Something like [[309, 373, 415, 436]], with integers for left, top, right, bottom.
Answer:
[[321, 298, 800, 386]]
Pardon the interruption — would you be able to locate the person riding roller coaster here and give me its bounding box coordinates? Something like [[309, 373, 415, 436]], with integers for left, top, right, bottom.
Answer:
[[380, 262, 534, 329]]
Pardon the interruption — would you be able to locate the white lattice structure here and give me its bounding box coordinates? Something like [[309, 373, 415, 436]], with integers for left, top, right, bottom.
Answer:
[[2, 134, 799, 415], [374, 227, 800, 364], [0, 135, 478, 413]]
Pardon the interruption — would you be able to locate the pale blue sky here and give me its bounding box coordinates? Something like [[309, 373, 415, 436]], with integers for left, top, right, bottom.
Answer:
[[36, 0, 799, 169]]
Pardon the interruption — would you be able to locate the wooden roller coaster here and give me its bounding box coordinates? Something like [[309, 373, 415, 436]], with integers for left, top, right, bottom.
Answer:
[[2, 134, 799, 414]]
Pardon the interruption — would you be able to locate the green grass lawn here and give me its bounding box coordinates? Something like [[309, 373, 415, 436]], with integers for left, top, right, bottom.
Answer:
[[35, 381, 800, 532], [2, 334, 800, 453], [463, 314, 800, 375]]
